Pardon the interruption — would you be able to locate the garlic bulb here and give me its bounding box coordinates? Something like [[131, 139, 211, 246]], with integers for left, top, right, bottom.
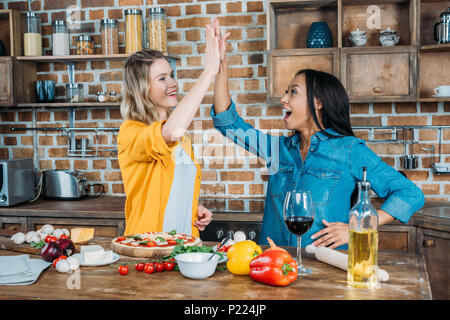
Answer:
[[52, 229, 65, 239], [40, 224, 54, 235], [66, 256, 80, 270], [11, 232, 26, 245], [30, 233, 41, 244], [56, 259, 71, 273], [25, 231, 38, 244]]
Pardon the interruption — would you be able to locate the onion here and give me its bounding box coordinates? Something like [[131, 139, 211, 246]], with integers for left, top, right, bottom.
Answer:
[[57, 238, 75, 257], [41, 242, 63, 262]]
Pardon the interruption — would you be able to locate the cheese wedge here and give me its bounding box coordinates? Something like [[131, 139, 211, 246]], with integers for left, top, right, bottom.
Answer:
[[70, 228, 94, 243], [81, 245, 113, 264]]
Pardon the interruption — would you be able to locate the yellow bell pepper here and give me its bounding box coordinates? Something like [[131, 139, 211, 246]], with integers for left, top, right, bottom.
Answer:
[[226, 240, 262, 275]]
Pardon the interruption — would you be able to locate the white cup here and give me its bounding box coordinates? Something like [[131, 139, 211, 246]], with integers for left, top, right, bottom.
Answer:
[[433, 85, 450, 97]]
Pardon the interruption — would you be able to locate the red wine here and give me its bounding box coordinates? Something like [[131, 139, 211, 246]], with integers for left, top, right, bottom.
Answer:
[[285, 216, 314, 236]]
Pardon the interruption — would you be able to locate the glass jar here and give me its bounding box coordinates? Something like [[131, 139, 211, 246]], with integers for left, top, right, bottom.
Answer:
[[66, 83, 84, 103], [108, 91, 118, 102], [76, 35, 94, 55], [24, 12, 42, 56], [125, 9, 143, 54], [147, 7, 167, 52], [101, 19, 119, 54], [96, 91, 108, 102], [52, 20, 70, 56]]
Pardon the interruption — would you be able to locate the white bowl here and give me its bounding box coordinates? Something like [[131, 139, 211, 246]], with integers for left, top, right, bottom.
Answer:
[[174, 252, 220, 280]]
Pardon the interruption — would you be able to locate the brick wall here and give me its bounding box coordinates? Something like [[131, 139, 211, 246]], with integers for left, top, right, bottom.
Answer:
[[0, 0, 449, 209]]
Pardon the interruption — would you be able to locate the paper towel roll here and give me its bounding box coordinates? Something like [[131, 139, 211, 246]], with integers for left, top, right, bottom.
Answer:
[[305, 245, 389, 282]]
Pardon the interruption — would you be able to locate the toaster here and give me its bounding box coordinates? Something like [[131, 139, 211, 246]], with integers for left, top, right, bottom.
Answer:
[[0, 158, 35, 206], [43, 170, 88, 200]]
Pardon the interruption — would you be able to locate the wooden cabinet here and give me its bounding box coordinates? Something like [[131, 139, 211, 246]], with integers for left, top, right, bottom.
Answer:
[[0, 57, 36, 106], [341, 46, 417, 102], [266, 0, 449, 103]]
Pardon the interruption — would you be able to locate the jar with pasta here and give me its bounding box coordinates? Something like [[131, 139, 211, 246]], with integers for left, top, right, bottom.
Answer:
[[101, 19, 119, 54], [125, 9, 143, 54], [76, 35, 94, 55], [147, 7, 167, 53], [24, 12, 42, 56]]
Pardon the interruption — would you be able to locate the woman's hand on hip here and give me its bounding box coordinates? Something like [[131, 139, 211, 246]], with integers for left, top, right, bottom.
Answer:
[[310, 220, 348, 249], [194, 205, 213, 231]]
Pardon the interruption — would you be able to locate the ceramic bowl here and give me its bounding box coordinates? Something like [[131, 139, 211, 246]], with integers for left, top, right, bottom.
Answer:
[[175, 252, 220, 280], [349, 35, 368, 47]]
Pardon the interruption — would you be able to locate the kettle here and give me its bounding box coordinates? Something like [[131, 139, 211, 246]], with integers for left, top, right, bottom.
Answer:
[[434, 7, 450, 44]]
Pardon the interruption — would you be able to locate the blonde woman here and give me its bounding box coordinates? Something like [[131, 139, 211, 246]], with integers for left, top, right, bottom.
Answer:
[[118, 24, 220, 237]]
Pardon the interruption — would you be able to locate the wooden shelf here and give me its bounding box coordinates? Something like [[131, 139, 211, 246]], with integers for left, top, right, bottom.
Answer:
[[15, 53, 181, 63], [420, 43, 450, 52], [16, 102, 121, 108], [417, 97, 450, 103]]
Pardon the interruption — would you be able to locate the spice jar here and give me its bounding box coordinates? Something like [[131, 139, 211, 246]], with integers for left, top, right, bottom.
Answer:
[[101, 19, 119, 54], [52, 20, 70, 56], [147, 7, 167, 52], [108, 91, 118, 102], [76, 35, 94, 55], [66, 83, 84, 103], [125, 9, 143, 54], [24, 12, 42, 56]]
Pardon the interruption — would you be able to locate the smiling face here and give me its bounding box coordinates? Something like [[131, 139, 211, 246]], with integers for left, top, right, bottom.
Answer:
[[280, 73, 323, 132], [148, 58, 178, 112]]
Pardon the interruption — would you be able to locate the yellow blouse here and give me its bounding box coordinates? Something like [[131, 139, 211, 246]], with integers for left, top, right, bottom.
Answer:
[[117, 120, 202, 237]]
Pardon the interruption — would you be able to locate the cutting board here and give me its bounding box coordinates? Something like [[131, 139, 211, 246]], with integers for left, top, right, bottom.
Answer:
[[0, 236, 41, 255]]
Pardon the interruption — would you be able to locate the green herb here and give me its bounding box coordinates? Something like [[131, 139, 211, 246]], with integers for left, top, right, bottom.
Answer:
[[156, 236, 166, 242], [130, 235, 142, 240], [30, 240, 45, 249], [139, 241, 148, 245], [168, 230, 177, 236], [163, 244, 224, 260], [176, 238, 184, 245]]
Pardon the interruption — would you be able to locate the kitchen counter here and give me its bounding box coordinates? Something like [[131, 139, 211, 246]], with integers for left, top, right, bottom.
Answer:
[[0, 236, 432, 300]]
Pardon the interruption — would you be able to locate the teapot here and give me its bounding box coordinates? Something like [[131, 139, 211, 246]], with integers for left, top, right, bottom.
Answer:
[[348, 28, 368, 47], [379, 27, 400, 47]]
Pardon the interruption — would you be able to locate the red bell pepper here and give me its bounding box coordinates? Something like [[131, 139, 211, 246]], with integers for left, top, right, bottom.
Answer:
[[249, 249, 298, 287]]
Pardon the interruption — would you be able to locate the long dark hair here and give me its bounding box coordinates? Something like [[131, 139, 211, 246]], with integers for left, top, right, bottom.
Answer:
[[295, 69, 354, 137]]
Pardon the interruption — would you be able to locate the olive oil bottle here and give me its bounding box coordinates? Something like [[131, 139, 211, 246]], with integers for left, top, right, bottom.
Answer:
[[348, 167, 379, 289]]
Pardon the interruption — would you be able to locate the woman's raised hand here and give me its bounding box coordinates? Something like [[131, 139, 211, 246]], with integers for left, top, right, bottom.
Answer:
[[212, 18, 231, 62], [203, 23, 221, 77]]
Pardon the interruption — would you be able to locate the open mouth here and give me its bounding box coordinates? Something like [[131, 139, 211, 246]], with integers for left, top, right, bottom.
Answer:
[[167, 91, 177, 97], [283, 108, 292, 121]]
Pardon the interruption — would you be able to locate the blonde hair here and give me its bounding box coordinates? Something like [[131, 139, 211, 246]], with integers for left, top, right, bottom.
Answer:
[[120, 49, 171, 125]]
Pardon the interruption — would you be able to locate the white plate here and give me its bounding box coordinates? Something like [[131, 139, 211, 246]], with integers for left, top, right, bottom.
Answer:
[[72, 253, 120, 267]]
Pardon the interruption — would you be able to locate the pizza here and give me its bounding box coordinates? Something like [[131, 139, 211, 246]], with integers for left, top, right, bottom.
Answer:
[[111, 230, 202, 258]]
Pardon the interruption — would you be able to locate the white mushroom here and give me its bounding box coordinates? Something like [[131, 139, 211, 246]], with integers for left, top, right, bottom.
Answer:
[[26, 231, 38, 244], [233, 231, 247, 243], [66, 256, 80, 270], [55, 259, 71, 273], [11, 232, 26, 245], [61, 229, 70, 237]]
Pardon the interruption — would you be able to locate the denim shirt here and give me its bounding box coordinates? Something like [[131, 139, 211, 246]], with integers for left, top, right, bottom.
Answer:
[[210, 101, 425, 249]]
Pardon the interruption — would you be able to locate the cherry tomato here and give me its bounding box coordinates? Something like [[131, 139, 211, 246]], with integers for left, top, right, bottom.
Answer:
[[219, 245, 231, 252], [117, 236, 126, 241], [167, 239, 177, 245], [52, 255, 67, 267], [146, 241, 157, 247], [164, 261, 175, 271], [135, 263, 145, 272], [118, 265, 129, 275], [59, 234, 69, 240], [144, 263, 155, 274], [155, 262, 164, 272]]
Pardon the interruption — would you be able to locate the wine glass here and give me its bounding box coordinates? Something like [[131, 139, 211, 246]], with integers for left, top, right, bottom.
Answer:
[[283, 190, 315, 275]]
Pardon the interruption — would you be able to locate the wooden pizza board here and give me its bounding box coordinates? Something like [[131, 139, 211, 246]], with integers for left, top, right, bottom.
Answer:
[[0, 236, 41, 255], [111, 237, 202, 258]]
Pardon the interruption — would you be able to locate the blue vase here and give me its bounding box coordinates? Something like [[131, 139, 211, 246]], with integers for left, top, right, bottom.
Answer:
[[307, 22, 332, 48]]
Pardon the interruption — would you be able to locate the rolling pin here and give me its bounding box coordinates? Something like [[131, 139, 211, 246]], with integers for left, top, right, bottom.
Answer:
[[305, 244, 389, 282]]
